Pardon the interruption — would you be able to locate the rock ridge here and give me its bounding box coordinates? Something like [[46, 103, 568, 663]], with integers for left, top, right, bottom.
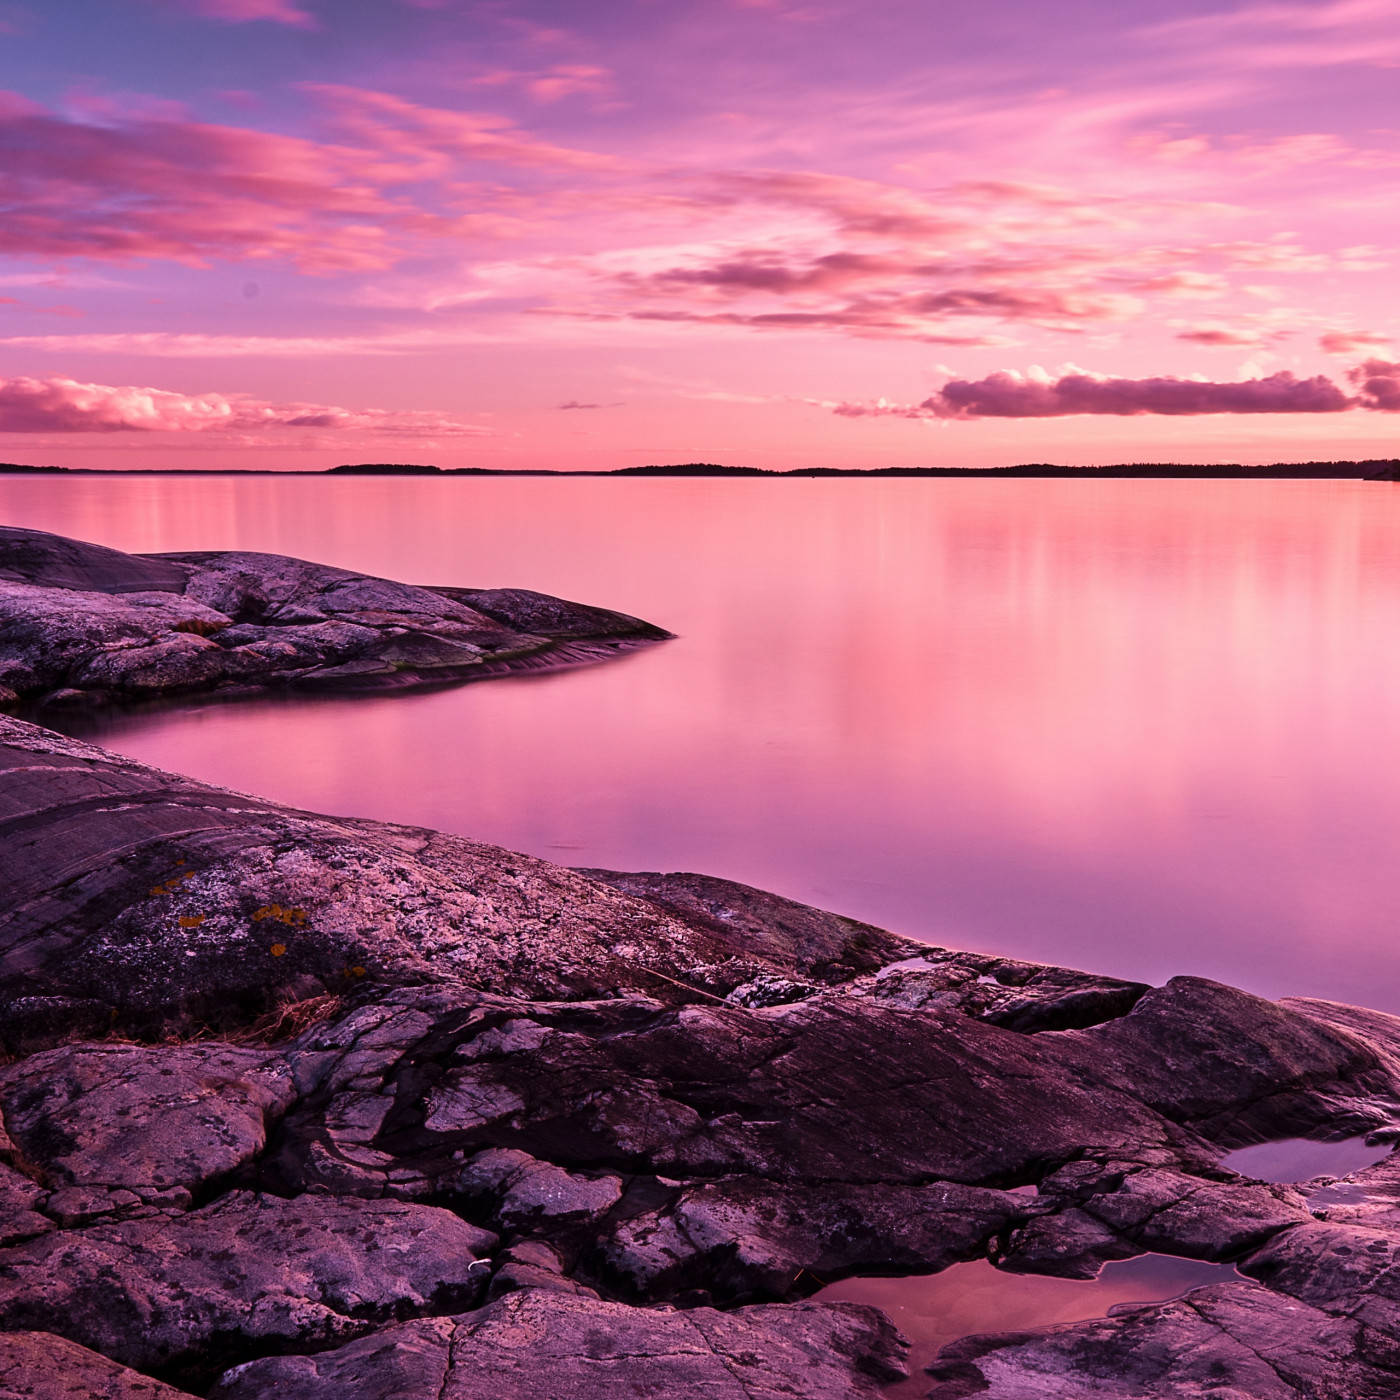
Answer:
[[5, 717, 1400, 1395]]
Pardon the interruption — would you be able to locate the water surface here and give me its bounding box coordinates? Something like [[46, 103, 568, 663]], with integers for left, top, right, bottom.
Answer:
[[1221, 1135, 1393, 1184], [820, 1255, 1239, 1396], [6, 474, 1400, 1008]]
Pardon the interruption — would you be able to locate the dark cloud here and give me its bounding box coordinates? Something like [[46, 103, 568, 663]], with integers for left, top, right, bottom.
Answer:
[[1350, 359, 1400, 411], [831, 368, 1375, 420]]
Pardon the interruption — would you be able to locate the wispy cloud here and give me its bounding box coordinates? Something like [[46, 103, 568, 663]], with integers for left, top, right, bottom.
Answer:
[[0, 375, 491, 436], [0, 86, 616, 272], [1320, 329, 1393, 355], [170, 0, 317, 27]]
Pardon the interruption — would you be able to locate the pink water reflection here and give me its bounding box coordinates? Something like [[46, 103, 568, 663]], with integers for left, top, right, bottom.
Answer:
[[6, 475, 1400, 1008], [820, 1255, 1238, 1397]]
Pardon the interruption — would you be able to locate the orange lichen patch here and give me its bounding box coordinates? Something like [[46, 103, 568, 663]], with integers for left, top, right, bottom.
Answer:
[[148, 870, 195, 897], [177, 914, 205, 929], [350, 965, 367, 978], [251, 904, 310, 927], [270, 943, 288, 958]]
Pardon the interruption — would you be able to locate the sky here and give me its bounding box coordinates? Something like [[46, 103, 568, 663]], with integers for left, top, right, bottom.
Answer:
[[0, 0, 1397, 470]]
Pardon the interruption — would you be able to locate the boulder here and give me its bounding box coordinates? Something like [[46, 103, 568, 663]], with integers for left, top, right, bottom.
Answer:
[[0, 1193, 496, 1377]]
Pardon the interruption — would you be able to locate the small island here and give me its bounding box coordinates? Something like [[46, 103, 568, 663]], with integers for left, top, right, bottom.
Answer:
[[0, 526, 671, 712]]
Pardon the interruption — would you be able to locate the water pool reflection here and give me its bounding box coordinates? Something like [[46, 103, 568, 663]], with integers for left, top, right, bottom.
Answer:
[[820, 1254, 1239, 1396]]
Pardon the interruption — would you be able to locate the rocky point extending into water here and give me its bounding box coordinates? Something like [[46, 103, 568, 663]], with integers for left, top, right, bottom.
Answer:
[[4, 712, 1400, 1397], [0, 525, 670, 712]]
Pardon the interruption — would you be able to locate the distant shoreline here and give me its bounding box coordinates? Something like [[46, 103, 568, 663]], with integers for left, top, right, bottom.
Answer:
[[1, 459, 1397, 480]]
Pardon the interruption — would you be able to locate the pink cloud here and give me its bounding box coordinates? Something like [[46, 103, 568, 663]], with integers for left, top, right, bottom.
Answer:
[[1349, 359, 1400, 411], [0, 95, 415, 270], [172, 0, 316, 26], [706, 170, 968, 240], [1173, 324, 1285, 348], [0, 375, 491, 437], [306, 85, 625, 172], [831, 369, 1362, 420], [1321, 330, 1392, 355], [0, 87, 617, 272], [468, 65, 614, 104], [591, 282, 1134, 341]]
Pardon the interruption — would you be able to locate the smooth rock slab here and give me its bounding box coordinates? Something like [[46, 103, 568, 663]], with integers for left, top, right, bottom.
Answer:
[[0, 1332, 197, 1400], [925, 1280, 1399, 1399], [208, 1287, 907, 1400], [0, 1192, 497, 1375]]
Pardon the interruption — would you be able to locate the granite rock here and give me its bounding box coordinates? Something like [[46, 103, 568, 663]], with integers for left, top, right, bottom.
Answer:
[[0, 1332, 198, 1400], [207, 1288, 908, 1400], [0, 526, 669, 710]]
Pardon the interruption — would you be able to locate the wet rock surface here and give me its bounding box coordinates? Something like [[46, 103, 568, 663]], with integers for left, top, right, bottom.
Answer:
[[0, 526, 670, 710], [6, 718, 1400, 1394]]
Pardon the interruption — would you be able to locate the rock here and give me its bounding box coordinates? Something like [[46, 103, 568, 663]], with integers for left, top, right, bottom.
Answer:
[[847, 956, 1151, 1033], [0, 719, 915, 1047], [1243, 1219, 1400, 1341], [12, 720, 1400, 1395], [925, 1280, 1391, 1398], [0, 1193, 496, 1377], [452, 1147, 623, 1233], [0, 1163, 51, 1247], [207, 1288, 908, 1400], [1076, 1167, 1309, 1260], [577, 868, 921, 986], [0, 526, 670, 709], [997, 1207, 1139, 1280], [486, 1241, 598, 1300], [599, 1177, 1030, 1304], [1055, 976, 1400, 1144], [0, 1331, 198, 1399], [1, 1043, 295, 1196], [725, 973, 822, 1007]]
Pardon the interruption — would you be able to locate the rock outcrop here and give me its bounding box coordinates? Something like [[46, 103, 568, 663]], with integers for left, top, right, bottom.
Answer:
[[6, 716, 1400, 1396], [0, 526, 670, 710]]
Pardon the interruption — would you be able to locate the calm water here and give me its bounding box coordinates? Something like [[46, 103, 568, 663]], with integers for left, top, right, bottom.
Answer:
[[820, 1255, 1239, 1396], [1220, 1135, 1394, 1183], [6, 474, 1400, 1010]]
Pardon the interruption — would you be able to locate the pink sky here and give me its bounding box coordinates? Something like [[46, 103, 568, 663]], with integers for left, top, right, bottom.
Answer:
[[0, 0, 1397, 469]]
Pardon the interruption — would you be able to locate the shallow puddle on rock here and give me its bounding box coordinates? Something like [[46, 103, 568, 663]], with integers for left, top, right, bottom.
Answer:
[[819, 1254, 1236, 1397], [1221, 1135, 1393, 1184]]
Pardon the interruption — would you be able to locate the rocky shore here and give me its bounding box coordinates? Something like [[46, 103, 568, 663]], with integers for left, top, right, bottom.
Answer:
[[0, 526, 670, 711], [4, 714, 1400, 1397]]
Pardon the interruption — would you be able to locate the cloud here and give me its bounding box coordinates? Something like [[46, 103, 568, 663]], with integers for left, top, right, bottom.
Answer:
[[469, 65, 614, 104], [0, 375, 491, 437], [829, 368, 1367, 420], [173, 0, 316, 26], [558, 400, 602, 409], [306, 84, 625, 172], [0, 86, 616, 272], [1174, 327, 1272, 348], [1349, 359, 1400, 411], [1320, 329, 1393, 355]]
